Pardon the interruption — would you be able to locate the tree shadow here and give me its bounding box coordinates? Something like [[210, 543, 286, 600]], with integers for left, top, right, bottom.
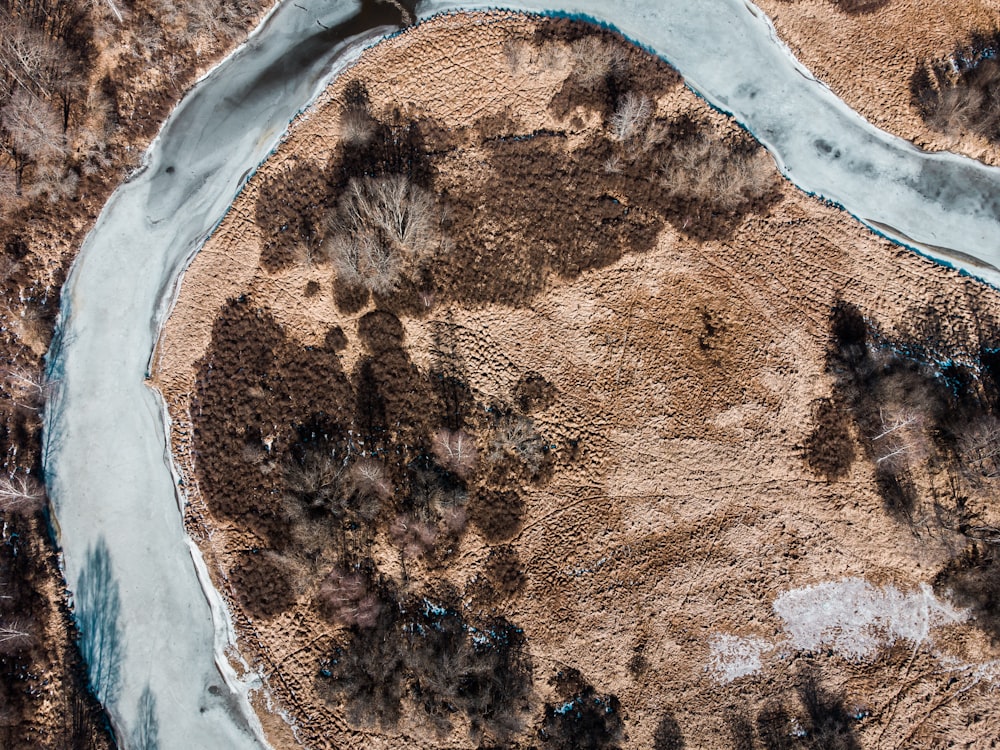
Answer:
[[131, 684, 159, 750], [75, 536, 123, 708]]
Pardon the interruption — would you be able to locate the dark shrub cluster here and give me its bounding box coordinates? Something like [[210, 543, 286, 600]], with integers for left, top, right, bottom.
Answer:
[[539, 669, 625, 750], [935, 543, 1000, 641], [319, 591, 532, 740], [805, 300, 1000, 516], [911, 29, 1000, 143]]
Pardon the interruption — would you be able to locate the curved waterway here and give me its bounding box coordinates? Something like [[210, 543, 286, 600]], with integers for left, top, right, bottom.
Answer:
[[43, 0, 1000, 747]]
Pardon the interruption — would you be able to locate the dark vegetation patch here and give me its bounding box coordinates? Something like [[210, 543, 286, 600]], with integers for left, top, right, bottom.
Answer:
[[829, 0, 889, 15], [803, 397, 855, 481], [911, 29, 1000, 143], [255, 159, 330, 272], [539, 668, 625, 750], [515, 371, 557, 414], [532, 19, 682, 120], [483, 545, 527, 598], [229, 550, 297, 619], [935, 543, 1000, 640], [192, 297, 353, 546], [437, 116, 780, 305], [0, 499, 113, 748], [254, 80, 441, 278], [318, 590, 532, 740], [257, 29, 781, 310], [437, 130, 662, 305], [807, 297, 1000, 639], [726, 711, 756, 750], [194, 295, 570, 736], [806, 300, 1000, 512], [795, 671, 862, 750], [469, 488, 526, 543]]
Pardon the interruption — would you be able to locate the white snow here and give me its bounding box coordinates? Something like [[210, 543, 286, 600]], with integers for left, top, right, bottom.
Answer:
[[773, 578, 965, 659], [708, 633, 771, 683]]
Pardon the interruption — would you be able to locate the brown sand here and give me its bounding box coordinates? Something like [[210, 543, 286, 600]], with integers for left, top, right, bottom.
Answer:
[[155, 12, 1000, 749]]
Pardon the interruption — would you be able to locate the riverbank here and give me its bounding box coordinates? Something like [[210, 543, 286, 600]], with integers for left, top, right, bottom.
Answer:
[[0, 0, 280, 743], [754, 0, 1000, 168], [156, 12, 1000, 747]]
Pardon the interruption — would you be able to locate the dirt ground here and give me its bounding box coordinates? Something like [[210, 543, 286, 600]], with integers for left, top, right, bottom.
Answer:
[[754, 0, 1000, 166], [155, 12, 1000, 749]]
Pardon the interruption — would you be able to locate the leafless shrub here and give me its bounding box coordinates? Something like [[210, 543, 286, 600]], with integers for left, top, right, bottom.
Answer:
[[317, 567, 381, 629], [537, 43, 569, 73], [2, 89, 65, 163], [28, 161, 77, 203], [431, 428, 478, 478], [439, 504, 467, 534], [609, 92, 652, 143], [0, 14, 66, 99], [0, 618, 34, 654], [0, 360, 50, 412], [339, 105, 374, 146], [926, 85, 990, 137], [0, 473, 45, 515], [959, 415, 1000, 479], [570, 36, 626, 89], [912, 41, 1000, 143], [325, 175, 440, 295], [390, 514, 437, 559], [503, 38, 533, 74], [0, 161, 18, 204], [344, 458, 391, 503], [283, 450, 341, 513], [488, 414, 545, 476], [661, 132, 777, 211], [869, 406, 927, 473], [328, 231, 401, 296]]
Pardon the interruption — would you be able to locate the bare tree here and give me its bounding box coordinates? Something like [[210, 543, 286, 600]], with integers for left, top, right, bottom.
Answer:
[[283, 449, 342, 513], [325, 175, 441, 294], [0, 359, 51, 412], [0, 473, 46, 515], [660, 131, 777, 211], [390, 514, 437, 561], [343, 458, 391, 505], [570, 36, 627, 89], [488, 414, 545, 476], [609, 91, 652, 143], [869, 406, 928, 473], [959, 415, 1000, 479], [1, 89, 65, 193], [339, 105, 374, 146], [317, 567, 381, 628], [0, 618, 33, 654], [431, 428, 478, 478], [328, 230, 403, 296], [0, 14, 64, 98]]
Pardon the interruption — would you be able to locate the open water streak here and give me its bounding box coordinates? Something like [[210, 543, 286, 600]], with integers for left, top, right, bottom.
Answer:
[[44, 0, 1000, 747]]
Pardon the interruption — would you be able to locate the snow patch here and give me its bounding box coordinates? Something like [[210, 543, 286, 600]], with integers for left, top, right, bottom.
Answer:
[[773, 577, 965, 660], [708, 634, 770, 683]]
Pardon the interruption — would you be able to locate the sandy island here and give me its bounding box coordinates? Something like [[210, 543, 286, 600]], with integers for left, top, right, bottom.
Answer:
[[154, 12, 1000, 748]]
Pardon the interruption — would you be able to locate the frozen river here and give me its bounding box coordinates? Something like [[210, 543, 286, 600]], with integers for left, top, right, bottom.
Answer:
[[43, 0, 1000, 747]]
